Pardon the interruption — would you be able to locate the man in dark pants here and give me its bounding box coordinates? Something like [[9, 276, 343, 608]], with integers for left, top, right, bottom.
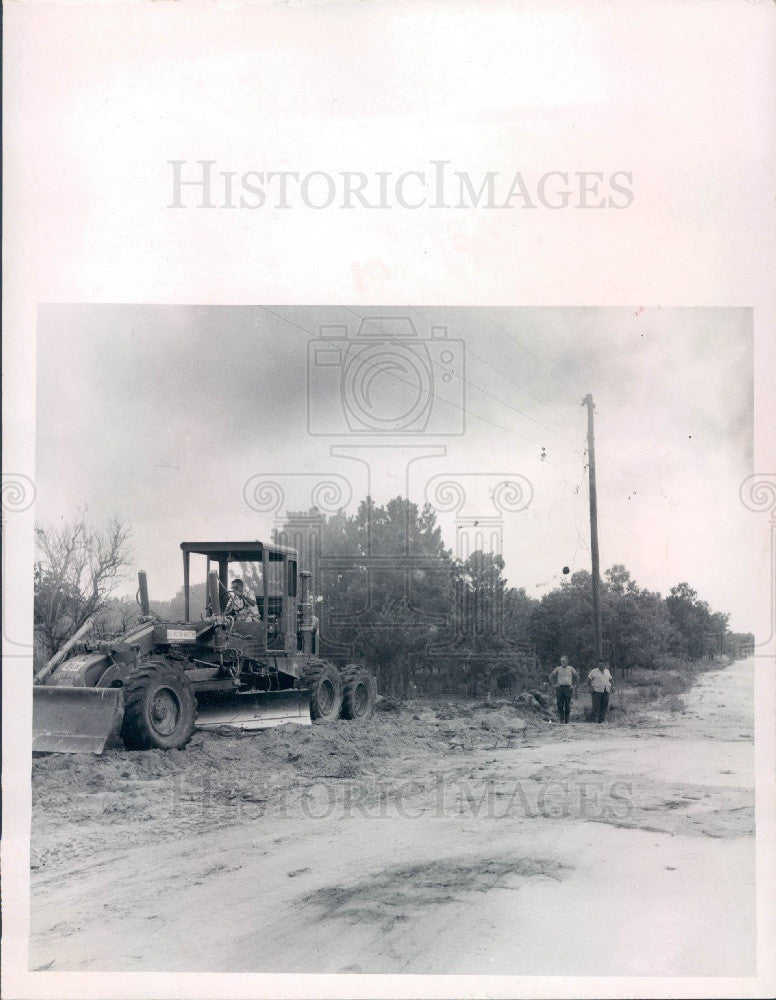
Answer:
[[548, 655, 579, 723], [587, 659, 613, 723]]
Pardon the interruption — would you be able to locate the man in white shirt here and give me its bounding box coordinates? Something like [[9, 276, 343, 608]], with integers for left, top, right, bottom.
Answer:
[[548, 655, 579, 724], [587, 659, 614, 723]]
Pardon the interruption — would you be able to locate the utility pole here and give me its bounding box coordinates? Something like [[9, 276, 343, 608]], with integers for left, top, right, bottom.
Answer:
[[582, 394, 603, 663]]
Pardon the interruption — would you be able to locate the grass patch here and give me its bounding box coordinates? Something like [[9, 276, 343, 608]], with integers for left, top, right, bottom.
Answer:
[[619, 656, 730, 710]]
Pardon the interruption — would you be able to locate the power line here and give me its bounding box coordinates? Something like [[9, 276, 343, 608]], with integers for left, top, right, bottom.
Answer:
[[259, 307, 658, 487], [461, 309, 667, 489], [475, 307, 575, 391], [404, 306, 587, 459], [409, 306, 565, 419], [257, 305, 548, 447], [344, 307, 568, 442]]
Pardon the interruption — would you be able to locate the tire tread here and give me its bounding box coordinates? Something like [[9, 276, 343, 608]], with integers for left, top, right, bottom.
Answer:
[[121, 657, 197, 750], [303, 659, 344, 722], [340, 663, 377, 721]]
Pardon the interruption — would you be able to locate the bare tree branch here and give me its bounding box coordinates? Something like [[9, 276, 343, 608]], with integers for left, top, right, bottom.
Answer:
[[34, 512, 133, 662]]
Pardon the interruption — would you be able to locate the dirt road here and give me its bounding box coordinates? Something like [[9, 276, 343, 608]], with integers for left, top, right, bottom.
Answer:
[[30, 658, 755, 976]]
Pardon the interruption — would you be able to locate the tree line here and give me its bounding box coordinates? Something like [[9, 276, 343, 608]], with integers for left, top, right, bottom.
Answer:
[[34, 502, 753, 696], [270, 497, 752, 698]]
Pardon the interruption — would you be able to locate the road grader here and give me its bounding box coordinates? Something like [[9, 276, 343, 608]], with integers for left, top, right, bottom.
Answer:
[[33, 540, 377, 754]]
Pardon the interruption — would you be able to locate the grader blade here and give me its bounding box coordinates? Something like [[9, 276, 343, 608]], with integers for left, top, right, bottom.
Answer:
[[194, 689, 312, 731], [33, 686, 124, 754]]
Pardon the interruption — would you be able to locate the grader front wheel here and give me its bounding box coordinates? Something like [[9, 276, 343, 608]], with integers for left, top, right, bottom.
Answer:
[[121, 658, 197, 750]]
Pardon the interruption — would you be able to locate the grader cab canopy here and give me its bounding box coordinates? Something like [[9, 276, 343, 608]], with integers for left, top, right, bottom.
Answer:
[[180, 540, 302, 650]]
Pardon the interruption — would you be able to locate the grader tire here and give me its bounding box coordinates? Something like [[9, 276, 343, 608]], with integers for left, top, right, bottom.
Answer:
[[304, 660, 344, 723], [340, 664, 377, 721], [121, 658, 197, 750]]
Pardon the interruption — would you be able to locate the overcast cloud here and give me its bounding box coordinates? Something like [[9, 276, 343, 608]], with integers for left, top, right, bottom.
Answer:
[[36, 305, 754, 631]]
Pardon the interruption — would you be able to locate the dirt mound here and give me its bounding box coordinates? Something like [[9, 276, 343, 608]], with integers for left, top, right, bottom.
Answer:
[[31, 698, 555, 872], [375, 697, 402, 713]]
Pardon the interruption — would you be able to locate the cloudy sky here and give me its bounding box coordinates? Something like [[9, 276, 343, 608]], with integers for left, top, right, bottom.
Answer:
[[36, 305, 754, 631]]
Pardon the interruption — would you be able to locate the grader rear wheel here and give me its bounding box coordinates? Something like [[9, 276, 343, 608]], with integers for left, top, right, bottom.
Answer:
[[303, 660, 344, 722], [340, 664, 377, 721]]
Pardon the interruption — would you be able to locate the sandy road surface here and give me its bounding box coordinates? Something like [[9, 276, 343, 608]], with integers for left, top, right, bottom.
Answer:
[[30, 659, 755, 976]]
